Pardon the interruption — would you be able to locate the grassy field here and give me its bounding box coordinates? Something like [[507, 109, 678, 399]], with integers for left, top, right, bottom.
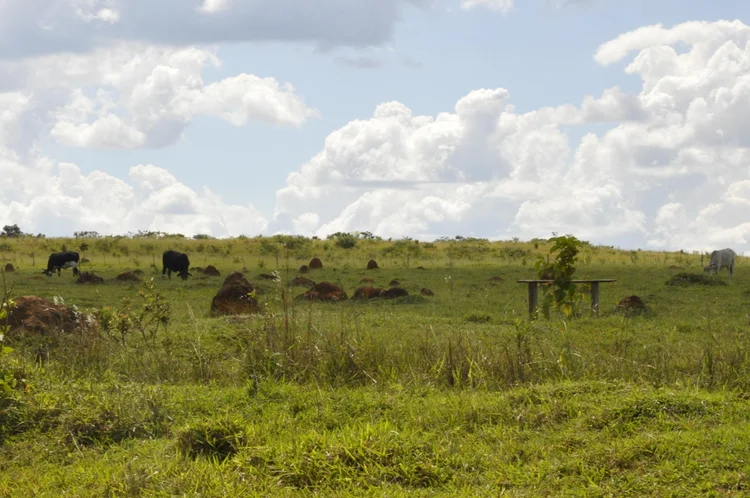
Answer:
[[1, 235, 750, 496]]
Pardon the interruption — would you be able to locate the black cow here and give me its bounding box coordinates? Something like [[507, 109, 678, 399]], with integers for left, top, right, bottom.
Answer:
[[43, 251, 80, 277], [162, 250, 192, 280]]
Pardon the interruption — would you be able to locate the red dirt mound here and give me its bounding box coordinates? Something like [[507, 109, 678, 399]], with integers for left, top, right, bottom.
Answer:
[[223, 272, 251, 288], [352, 286, 384, 299], [203, 265, 221, 277], [298, 281, 347, 301], [668, 265, 684, 270], [4, 263, 15, 272], [299, 265, 310, 274], [388, 279, 400, 286], [617, 295, 647, 311], [367, 259, 379, 270], [4, 296, 81, 335], [489, 276, 504, 283], [380, 287, 409, 299], [359, 277, 374, 284], [420, 288, 435, 296], [77, 272, 104, 285], [309, 257, 323, 270], [289, 276, 315, 288], [211, 282, 259, 316], [115, 271, 141, 282], [416, 266, 426, 270]]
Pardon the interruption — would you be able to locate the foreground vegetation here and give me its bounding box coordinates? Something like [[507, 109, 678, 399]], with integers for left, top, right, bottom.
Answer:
[[1, 234, 749, 495]]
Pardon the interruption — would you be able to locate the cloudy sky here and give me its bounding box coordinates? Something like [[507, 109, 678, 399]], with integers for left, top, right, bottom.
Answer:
[[2, 0, 750, 252]]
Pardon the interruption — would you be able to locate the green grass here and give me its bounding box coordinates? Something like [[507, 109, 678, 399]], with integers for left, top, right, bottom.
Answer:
[[1, 236, 749, 495]]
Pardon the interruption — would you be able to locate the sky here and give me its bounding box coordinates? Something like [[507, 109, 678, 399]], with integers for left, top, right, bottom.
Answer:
[[2, 0, 750, 252]]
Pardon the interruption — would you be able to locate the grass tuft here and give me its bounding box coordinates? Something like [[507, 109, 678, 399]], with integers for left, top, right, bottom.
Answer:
[[666, 272, 728, 286], [176, 417, 248, 462]]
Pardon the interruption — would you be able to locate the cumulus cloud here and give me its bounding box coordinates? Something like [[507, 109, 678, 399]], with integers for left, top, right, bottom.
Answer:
[[273, 20, 750, 252], [0, 44, 318, 149], [0, 0, 428, 59], [0, 155, 267, 237]]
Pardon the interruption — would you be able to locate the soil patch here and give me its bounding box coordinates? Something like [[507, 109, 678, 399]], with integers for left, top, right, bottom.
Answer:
[[77, 272, 104, 285], [297, 281, 347, 301], [115, 271, 141, 282], [223, 272, 251, 288], [4, 296, 81, 335], [203, 265, 221, 277], [210, 282, 259, 316], [353, 286, 384, 299]]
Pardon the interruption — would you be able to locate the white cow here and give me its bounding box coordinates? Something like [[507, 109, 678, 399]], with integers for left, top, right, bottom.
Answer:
[[704, 248, 737, 277]]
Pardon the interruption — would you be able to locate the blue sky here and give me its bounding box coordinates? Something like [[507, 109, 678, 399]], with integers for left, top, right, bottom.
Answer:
[[3, 0, 750, 252]]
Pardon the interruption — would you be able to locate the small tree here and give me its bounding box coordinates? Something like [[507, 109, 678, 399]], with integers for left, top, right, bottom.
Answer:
[[2, 225, 22, 238], [534, 234, 585, 319]]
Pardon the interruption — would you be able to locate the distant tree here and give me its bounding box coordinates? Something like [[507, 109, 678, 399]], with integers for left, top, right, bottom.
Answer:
[[328, 232, 357, 249], [74, 231, 101, 238], [2, 224, 22, 238], [193, 234, 211, 240]]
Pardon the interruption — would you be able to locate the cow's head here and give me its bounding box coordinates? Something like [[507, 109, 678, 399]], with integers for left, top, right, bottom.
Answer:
[[704, 265, 715, 274], [178, 271, 192, 281], [73, 267, 80, 276], [41, 269, 53, 277]]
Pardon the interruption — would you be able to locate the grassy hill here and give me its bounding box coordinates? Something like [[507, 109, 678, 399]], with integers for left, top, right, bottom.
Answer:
[[1, 235, 748, 495]]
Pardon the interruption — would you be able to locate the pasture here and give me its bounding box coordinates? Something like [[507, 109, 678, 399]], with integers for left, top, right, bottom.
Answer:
[[1, 236, 750, 496]]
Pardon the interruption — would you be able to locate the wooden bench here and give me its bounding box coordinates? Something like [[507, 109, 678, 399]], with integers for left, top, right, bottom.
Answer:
[[516, 279, 616, 318]]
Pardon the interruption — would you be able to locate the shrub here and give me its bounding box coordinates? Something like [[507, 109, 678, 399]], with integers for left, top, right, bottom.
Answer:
[[534, 234, 585, 319]]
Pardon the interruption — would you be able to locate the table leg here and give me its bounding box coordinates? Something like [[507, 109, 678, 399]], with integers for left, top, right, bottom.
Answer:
[[528, 283, 538, 318], [590, 282, 600, 315]]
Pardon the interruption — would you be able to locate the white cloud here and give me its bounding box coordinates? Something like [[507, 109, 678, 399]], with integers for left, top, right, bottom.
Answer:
[[199, 0, 231, 15], [272, 20, 750, 252], [0, 156, 267, 237], [3, 44, 318, 149], [460, 0, 515, 13]]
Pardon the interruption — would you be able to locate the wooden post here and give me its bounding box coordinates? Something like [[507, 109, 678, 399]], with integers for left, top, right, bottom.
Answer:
[[590, 281, 600, 315], [528, 282, 538, 319]]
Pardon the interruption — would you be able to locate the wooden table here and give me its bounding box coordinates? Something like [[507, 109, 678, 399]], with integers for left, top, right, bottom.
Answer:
[[516, 279, 616, 318]]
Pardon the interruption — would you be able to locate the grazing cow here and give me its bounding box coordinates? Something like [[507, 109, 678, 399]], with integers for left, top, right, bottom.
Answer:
[[162, 250, 192, 280], [42, 251, 80, 277], [704, 248, 737, 277]]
